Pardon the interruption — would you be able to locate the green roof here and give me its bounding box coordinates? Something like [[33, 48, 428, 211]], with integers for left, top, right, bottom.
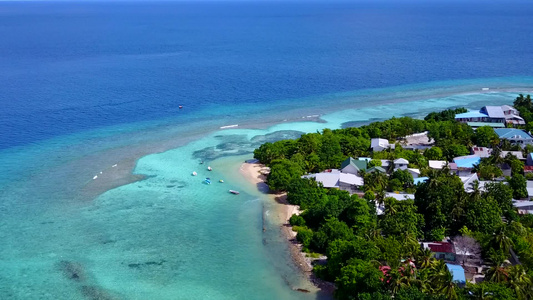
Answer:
[[367, 166, 386, 173], [341, 157, 367, 171], [467, 122, 505, 128]]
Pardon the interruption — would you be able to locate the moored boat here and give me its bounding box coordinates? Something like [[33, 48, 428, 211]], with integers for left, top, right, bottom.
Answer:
[[207, 166, 212, 171], [192, 171, 197, 176], [229, 190, 239, 195]]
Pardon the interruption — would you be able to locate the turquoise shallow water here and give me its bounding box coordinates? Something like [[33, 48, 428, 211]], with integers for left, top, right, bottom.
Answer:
[[1, 79, 533, 299]]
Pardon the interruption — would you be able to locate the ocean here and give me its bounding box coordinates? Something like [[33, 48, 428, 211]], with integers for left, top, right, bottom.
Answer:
[[0, 1, 532, 299]]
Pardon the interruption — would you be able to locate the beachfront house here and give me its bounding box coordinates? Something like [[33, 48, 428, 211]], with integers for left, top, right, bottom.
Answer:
[[494, 128, 533, 148], [453, 155, 481, 176], [303, 169, 364, 194], [455, 105, 525, 126], [340, 157, 367, 176], [422, 242, 456, 261], [371, 138, 395, 152]]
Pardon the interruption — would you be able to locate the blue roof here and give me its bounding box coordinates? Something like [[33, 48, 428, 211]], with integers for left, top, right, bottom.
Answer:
[[446, 264, 466, 284], [414, 177, 429, 185], [453, 155, 481, 168], [494, 128, 533, 139], [455, 111, 488, 119]]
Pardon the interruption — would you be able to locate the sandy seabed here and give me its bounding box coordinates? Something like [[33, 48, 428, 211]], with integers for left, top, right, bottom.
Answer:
[[239, 160, 336, 294]]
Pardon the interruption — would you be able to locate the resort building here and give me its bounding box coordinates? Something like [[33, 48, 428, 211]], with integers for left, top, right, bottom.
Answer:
[[370, 138, 395, 152], [494, 128, 533, 148], [455, 105, 525, 126], [471, 147, 492, 158]]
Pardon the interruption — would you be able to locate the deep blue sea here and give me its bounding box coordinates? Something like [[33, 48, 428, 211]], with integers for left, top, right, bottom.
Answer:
[[1, 1, 533, 299]]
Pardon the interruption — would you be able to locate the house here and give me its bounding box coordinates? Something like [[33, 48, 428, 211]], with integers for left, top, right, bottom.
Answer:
[[527, 153, 533, 166], [500, 163, 512, 177], [460, 173, 499, 193], [480, 106, 506, 123], [528, 181, 533, 201], [371, 138, 395, 152], [514, 200, 533, 214], [367, 166, 386, 174], [456, 105, 524, 126], [453, 155, 481, 176], [467, 122, 506, 129], [501, 105, 526, 125], [385, 192, 415, 201], [414, 177, 429, 185], [428, 160, 447, 170], [422, 242, 456, 261], [340, 157, 367, 175], [446, 264, 467, 287], [455, 110, 491, 123], [449, 163, 458, 175], [471, 146, 492, 158], [501, 151, 525, 161], [393, 158, 409, 170], [407, 168, 420, 178], [494, 128, 533, 148], [303, 169, 364, 194], [502, 105, 519, 116]]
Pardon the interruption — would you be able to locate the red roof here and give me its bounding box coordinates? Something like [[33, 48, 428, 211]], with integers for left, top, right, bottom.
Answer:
[[524, 166, 533, 172], [427, 242, 455, 254]]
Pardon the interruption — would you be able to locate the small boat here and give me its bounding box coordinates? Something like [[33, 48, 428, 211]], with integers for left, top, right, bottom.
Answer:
[[192, 171, 197, 176], [229, 190, 240, 195], [179, 105, 183, 109], [207, 166, 212, 171], [204, 178, 211, 184], [219, 179, 224, 183]]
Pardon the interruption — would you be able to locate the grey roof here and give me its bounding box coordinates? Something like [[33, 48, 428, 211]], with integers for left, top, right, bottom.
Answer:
[[385, 193, 415, 200], [394, 158, 409, 164], [483, 106, 506, 119], [501, 151, 525, 160], [339, 173, 364, 186], [311, 173, 339, 188]]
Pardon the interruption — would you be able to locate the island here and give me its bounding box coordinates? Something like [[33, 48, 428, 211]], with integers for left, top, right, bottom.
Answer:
[[252, 94, 533, 299]]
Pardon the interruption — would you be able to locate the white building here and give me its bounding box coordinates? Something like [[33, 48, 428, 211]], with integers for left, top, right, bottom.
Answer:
[[371, 138, 395, 152]]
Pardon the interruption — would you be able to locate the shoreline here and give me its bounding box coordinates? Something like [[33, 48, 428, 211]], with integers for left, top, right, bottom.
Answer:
[[239, 160, 336, 295]]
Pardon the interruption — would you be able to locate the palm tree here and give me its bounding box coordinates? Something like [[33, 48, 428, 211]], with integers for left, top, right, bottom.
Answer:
[[428, 260, 458, 299], [492, 227, 514, 254], [507, 265, 532, 300], [416, 248, 435, 270], [486, 254, 509, 283]]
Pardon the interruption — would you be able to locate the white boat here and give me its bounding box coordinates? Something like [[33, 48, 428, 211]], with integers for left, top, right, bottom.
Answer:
[[229, 190, 239, 195], [219, 179, 224, 183], [207, 166, 212, 171], [192, 171, 197, 176]]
